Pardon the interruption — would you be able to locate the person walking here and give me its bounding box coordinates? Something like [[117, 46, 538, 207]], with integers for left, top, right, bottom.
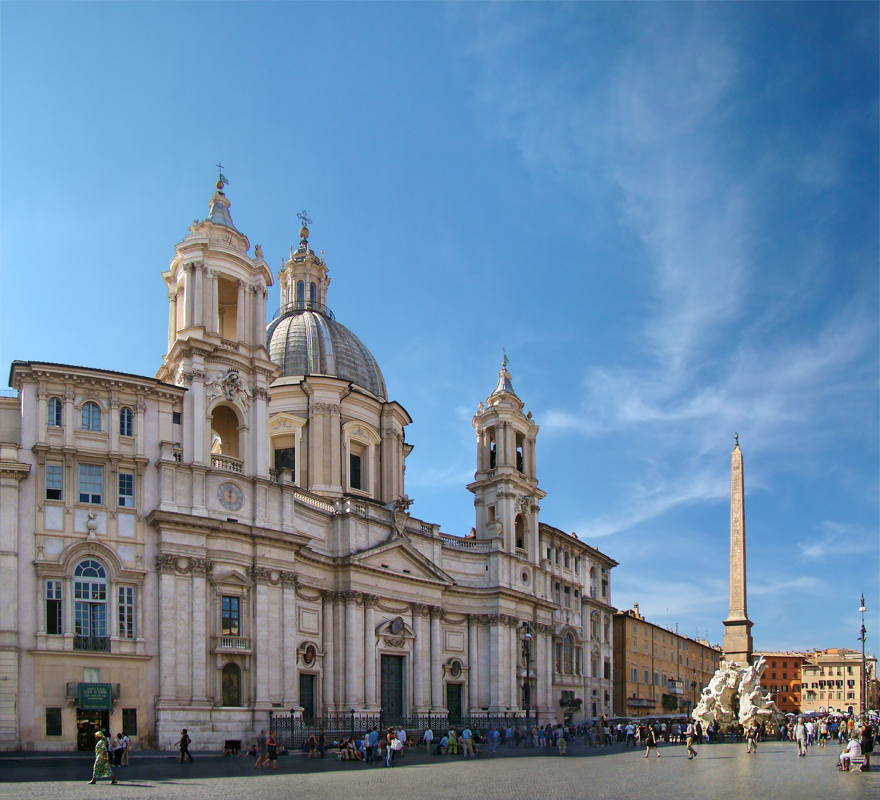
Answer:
[[254, 730, 268, 768], [177, 729, 194, 763], [745, 722, 758, 754], [266, 730, 278, 770], [644, 725, 660, 758], [686, 720, 698, 760], [795, 718, 807, 757], [88, 731, 118, 785]]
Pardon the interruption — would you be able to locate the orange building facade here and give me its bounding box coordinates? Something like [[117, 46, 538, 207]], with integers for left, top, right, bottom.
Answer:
[[754, 651, 805, 714]]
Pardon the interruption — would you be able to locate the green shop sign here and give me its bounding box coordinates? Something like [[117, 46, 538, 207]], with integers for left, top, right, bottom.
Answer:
[[78, 683, 113, 710]]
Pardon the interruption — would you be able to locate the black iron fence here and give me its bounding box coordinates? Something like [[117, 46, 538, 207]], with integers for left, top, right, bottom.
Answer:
[[268, 710, 541, 750]]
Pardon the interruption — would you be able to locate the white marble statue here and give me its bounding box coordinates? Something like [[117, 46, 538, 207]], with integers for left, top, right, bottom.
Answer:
[[692, 657, 784, 731]]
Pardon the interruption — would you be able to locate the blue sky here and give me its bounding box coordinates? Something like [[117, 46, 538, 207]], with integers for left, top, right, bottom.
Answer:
[[2, 3, 877, 656]]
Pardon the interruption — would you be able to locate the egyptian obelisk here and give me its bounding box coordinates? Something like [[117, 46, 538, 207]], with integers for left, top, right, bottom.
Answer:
[[722, 434, 753, 665]]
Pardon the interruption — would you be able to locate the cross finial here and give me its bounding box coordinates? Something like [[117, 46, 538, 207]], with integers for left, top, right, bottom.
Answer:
[[215, 163, 229, 190], [734, 432, 739, 447], [297, 209, 312, 229], [502, 347, 508, 368]]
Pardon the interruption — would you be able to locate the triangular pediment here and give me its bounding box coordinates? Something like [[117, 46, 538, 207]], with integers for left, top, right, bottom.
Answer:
[[211, 568, 253, 588], [348, 539, 453, 586]]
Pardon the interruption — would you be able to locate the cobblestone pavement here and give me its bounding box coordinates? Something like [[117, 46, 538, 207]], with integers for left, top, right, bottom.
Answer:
[[0, 742, 877, 800]]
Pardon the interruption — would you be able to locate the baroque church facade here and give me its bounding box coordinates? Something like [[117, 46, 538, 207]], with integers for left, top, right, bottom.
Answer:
[[0, 179, 617, 751]]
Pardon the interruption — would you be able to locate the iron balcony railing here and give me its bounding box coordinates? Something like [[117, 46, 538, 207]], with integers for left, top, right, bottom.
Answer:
[[73, 635, 111, 652]]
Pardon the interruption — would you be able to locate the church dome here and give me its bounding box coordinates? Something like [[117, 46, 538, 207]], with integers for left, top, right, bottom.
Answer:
[[267, 308, 387, 400]]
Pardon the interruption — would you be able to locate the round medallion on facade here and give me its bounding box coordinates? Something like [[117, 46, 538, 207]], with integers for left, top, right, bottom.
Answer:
[[218, 482, 243, 511], [390, 616, 404, 635], [303, 644, 317, 666], [450, 660, 462, 678]]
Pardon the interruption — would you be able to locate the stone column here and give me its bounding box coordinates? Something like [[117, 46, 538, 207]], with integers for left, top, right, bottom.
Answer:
[[194, 264, 204, 328], [467, 615, 480, 712], [344, 592, 364, 709], [281, 575, 298, 707], [168, 290, 178, 348], [155, 557, 177, 703], [63, 389, 75, 450], [36, 385, 48, 445], [363, 596, 377, 710], [210, 271, 219, 334], [412, 605, 429, 711], [322, 592, 335, 711], [236, 280, 246, 343], [109, 392, 120, 454], [253, 575, 270, 708], [430, 607, 444, 711], [190, 558, 211, 704]]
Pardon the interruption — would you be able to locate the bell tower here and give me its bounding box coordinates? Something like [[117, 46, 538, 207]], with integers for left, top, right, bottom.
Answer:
[[467, 356, 545, 562], [156, 171, 279, 487]]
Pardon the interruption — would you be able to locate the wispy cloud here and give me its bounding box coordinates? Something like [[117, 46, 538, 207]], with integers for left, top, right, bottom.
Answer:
[[797, 521, 879, 561]]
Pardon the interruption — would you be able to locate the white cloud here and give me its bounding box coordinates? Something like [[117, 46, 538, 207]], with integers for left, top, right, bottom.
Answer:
[[797, 521, 878, 562]]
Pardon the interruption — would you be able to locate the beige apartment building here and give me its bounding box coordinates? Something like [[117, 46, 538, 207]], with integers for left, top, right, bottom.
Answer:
[[800, 648, 877, 715], [612, 605, 722, 718]]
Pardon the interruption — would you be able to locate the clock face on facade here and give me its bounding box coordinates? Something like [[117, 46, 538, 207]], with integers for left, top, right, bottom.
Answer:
[[218, 482, 243, 511]]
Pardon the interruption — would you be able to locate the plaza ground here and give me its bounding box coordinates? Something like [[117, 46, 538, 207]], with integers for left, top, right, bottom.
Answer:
[[0, 740, 876, 800]]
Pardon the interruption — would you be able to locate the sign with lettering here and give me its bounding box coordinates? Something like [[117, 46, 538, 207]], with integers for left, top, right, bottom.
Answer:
[[78, 683, 113, 710]]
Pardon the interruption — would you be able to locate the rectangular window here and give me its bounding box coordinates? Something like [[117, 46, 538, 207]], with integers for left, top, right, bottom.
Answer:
[[632, 639, 636, 651], [46, 581, 63, 635], [222, 596, 240, 636], [122, 708, 138, 737], [644, 642, 648, 654], [48, 398, 62, 427], [118, 586, 134, 639], [78, 464, 103, 505], [644, 669, 650, 684], [83, 668, 100, 683], [46, 708, 62, 737], [274, 447, 296, 480], [46, 463, 63, 500], [118, 472, 134, 508], [563, 586, 571, 608], [172, 412, 182, 425], [662, 674, 668, 687], [349, 453, 362, 490], [654, 672, 659, 686]]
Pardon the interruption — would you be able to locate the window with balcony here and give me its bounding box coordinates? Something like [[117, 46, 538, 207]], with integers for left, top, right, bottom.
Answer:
[[73, 560, 109, 651], [222, 596, 240, 636]]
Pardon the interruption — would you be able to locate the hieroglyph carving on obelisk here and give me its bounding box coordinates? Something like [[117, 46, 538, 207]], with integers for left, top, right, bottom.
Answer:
[[722, 434, 754, 665]]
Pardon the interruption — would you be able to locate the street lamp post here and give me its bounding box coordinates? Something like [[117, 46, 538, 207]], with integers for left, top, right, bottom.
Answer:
[[691, 673, 697, 713], [520, 623, 532, 724], [859, 593, 867, 719]]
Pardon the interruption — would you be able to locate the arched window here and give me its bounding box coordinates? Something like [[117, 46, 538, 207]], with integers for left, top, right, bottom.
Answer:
[[221, 663, 242, 706], [48, 397, 62, 427], [309, 282, 317, 308], [74, 559, 108, 651], [119, 407, 133, 437], [296, 280, 305, 307], [515, 515, 526, 551], [563, 634, 574, 675], [82, 402, 101, 432]]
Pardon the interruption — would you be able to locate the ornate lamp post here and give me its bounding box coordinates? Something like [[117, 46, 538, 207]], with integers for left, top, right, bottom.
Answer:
[[520, 623, 533, 722], [859, 593, 867, 718]]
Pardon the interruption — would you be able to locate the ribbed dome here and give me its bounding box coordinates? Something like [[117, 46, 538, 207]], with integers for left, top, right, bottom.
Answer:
[[267, 310, 387, 400]]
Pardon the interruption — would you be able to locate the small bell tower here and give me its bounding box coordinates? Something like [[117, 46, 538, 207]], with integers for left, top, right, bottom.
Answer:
[[467, 356, 545, 562], [277, 210, 331, 314]]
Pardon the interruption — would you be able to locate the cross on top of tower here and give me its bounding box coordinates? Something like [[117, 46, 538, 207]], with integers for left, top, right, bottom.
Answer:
[[215, 163, 229, 191], [297, 210, 312, 229]]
